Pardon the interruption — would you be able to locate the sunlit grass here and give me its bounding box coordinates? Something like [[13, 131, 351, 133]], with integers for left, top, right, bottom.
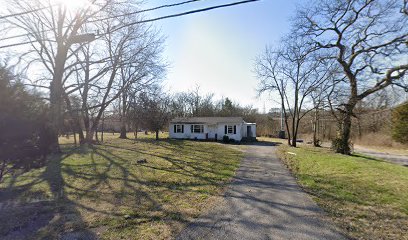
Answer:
[[0, 134, 243, 239], [277, 143, 408, 240]]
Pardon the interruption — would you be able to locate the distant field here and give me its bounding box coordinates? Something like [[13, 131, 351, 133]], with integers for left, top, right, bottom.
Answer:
[[0, 133, 243, 239], [277, 143, 408, 240]]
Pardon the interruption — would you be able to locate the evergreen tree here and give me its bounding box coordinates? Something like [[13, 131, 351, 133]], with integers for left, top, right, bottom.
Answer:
[[392, 102, 408, 144]]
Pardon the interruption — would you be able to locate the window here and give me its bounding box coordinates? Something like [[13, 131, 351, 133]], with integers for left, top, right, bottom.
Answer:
[[227, 125, 234, 134], [174, 124, 184, 133], [225, 125, 236, 134], [191, 125, 204, 133]]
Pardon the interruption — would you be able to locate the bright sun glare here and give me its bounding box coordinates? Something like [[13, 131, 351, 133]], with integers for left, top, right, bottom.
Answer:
[[53, 0, 91, 10]]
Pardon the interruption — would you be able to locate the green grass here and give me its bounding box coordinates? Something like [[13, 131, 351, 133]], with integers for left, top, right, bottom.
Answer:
[[0, 133, 243, 239], [277, 143, 408, 240]]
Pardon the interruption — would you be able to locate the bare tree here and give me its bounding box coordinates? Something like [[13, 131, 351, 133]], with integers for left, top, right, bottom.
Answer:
[[294, 0, 408, 154], [4, 0, 115, 152], [256, 35, 335, 147], [402, 0, 408, 14], [256, 50, 292, 145], [169, 92, 192, 117], [310, 73, 337, 147], [116, 25, 166, 139], [5, 0, 166, 145], [132, 89, 171, 140]]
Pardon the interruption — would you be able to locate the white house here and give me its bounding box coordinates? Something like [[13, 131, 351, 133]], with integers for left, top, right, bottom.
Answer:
[[169, 117, 256, 141]]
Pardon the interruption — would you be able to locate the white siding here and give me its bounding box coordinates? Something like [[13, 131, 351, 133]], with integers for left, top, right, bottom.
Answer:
[[242, 123, 256, 138], [216, 123, 242, 141], [169, 122, 245, 141], [169, 123, 207, 140], [169, 123, 186, 139]]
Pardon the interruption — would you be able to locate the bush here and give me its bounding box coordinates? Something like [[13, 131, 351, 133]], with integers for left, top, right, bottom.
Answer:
[[222, 135, 229, 143], [392, 102, 408, 144]]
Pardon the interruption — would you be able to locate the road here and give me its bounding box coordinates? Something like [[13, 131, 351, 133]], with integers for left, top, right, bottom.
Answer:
[[354, 145, 408, 166], [177, 143, 347, 240]]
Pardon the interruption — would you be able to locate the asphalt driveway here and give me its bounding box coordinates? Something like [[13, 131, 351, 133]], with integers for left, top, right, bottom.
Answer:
[[177, 143, 347, 240]]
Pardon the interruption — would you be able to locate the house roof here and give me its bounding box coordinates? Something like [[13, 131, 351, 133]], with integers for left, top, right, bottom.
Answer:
[[170, 117, 245, 124]]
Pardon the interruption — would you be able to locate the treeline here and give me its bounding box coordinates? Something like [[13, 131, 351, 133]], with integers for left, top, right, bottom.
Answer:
[[0, 65, 49, 181], [109, 87, 280, 140], [168, 89, 257, 119], [255, 0, 407, 153]]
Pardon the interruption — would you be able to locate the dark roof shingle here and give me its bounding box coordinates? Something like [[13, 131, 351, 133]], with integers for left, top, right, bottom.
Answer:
[[170, 117, 244, 124]]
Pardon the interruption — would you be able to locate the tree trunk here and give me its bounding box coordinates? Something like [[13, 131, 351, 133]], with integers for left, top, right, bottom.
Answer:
[[119, 86, 127, 139], [78, 130, 84, 144], [49, 70, 64, 153], [313, 108, 320, 147], [80, 48, 92, 145], [281, 101, 291, 146], [95, 129, 99, 142], [337, 104, 355, 154], [291, 112, 297, 147], [285, 116, 291, 146], [119, 125, 127, 139], [292, 129, 297, 147], [291, 84, 299, 147], [74, 131, 77, 146], [84, 129, 94, 144], [101, 115, 104, 143], [134, 123, 138, 140], [155, 130, 159, 140], [48, 6, 73, 153]]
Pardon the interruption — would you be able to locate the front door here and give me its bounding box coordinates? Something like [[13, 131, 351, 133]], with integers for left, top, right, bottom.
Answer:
[[208, 125, 217, 139], [247, 126, 252, 138]]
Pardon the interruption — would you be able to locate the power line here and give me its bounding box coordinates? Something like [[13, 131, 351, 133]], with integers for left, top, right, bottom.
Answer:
[[0, 32, 38, 42], [0, 40, 38, 49], [0, 0, 204, 42], [0, 0, 260, 49], [89, 0, 203, 22], [0, 5, 52, 20], [99, 0, 261, 36]]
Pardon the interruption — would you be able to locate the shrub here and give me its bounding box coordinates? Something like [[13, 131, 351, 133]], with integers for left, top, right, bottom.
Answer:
[[222, 135, 229, 143], [331, 138, 353, 153]]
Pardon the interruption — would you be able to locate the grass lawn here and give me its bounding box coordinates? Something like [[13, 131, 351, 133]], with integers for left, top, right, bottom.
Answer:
[[0, 133, 243, 239], [277, 142, 408, 240]]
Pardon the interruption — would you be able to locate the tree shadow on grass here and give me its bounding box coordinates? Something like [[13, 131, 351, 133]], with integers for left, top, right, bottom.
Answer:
[[100, 143, 238, 184], [0, 138, 241, 239], [351, 153, 385, 162], [0, 146, 98, 239], [58, 143, 215, 238]]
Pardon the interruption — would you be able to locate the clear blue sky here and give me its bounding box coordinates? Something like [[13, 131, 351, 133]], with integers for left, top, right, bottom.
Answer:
[[145, 0, 299, 112]]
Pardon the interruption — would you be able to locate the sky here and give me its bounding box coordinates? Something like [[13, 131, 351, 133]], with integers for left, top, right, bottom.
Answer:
[[0, 0, 300, 112], [144, 0, 299, 112]]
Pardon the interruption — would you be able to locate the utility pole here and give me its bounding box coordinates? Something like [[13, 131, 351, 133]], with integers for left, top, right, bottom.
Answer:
[[278, 103, 285, 139]]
